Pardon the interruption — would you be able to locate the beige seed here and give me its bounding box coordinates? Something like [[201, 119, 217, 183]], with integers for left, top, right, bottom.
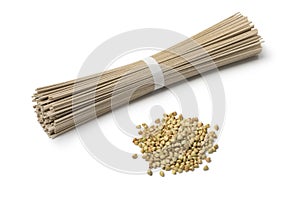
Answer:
[[214, 124, 219, 131], [159, 171, 165, 177], [133, 139, 139, 145], [197, 122, 203, 128], [205, 157, 211, 163], [163, 135, 169, 141], [203, 165, 209, 171], [214, 144, 219, 150], [132, 154, 138, 159], [147, 169, 153, 176], [155, 118, 161, 124], [178, 114, 183, 120], [184, 165, 190, 172], [212, 147, 216, 152], [136, 125, 141, 129], [142, 123, 148, 128], [208, 149, 214, 154]]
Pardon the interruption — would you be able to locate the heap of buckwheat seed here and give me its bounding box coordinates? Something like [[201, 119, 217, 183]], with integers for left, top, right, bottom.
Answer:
[[132, 112, 219, 177]]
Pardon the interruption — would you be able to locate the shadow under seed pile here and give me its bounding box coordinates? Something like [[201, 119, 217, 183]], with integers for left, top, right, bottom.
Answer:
[[132, 112, 219, 176]]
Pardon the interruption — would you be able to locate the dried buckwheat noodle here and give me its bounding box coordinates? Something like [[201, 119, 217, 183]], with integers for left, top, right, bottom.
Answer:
[[33, 13, 262, 138]]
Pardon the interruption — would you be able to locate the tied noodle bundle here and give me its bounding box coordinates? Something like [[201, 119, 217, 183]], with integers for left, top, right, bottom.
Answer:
[[33, 13, 262, 138]]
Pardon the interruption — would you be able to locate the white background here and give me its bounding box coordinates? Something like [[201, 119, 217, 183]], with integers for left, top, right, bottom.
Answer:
[[1, 0, 300, 199]]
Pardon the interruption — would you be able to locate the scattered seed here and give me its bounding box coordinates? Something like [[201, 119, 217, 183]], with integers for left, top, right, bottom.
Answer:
[[147, 169, 153, 176], [212, 147, 216, 152], [159, 171, 165, 177], [203, 165, 209, 171], [142, 123, 148, 128], [136, 125, 141, 129], [205, 157, 211, 163], [132, 154, 138, 159], [214, 124, 219, 131]]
